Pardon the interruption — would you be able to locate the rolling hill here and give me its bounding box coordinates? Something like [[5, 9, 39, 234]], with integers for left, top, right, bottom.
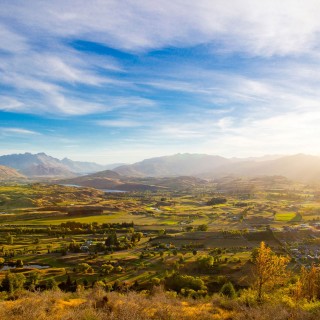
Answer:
[[0, 165, 26, 180], [59, 170, 210, 191]]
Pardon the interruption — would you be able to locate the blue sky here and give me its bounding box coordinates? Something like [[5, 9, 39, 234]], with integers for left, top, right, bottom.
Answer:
[[1, 0, 320, 164]]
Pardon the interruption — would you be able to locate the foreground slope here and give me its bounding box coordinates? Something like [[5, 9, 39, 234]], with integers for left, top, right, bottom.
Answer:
[[0, 288, 319, 320]]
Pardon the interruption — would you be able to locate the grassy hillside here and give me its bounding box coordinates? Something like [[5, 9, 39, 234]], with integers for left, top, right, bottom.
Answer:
[[0, 184, 105, 209], [1, 287, 320, 320]]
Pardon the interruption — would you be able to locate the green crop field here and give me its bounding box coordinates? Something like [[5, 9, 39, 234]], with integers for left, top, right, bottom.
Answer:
[[274, 212, 301, 222]]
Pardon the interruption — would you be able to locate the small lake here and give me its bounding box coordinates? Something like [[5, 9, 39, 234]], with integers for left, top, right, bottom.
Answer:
[[101, 189, 127, 193], [0, 264, 50, 271]]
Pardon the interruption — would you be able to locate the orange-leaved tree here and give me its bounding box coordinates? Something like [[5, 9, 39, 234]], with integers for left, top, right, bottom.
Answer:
[[298, 264, 320, 301], [253, 241, 289, 301]]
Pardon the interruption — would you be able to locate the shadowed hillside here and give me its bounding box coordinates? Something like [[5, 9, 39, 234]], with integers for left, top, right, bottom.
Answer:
[[59, 170, 210, 191]]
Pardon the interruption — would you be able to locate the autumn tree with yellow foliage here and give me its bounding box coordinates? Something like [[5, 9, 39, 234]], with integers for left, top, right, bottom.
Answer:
[[253, 241, 289, 301], [295, 264, 320, 301]]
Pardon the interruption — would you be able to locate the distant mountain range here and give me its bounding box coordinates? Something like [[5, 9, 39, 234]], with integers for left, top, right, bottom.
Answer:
[[114, 154, 228, 177], [114, 153, 320, 183], [0, 152, 123, 178], [201, 154, 320, 182], [1, 152, 320, 184], [56, 153, 320, 191]]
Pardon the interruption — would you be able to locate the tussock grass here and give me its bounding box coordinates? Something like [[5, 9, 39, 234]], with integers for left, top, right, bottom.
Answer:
[[0, 288, 320, 320]]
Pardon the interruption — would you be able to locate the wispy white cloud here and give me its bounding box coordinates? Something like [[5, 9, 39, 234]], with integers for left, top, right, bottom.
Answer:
[[97, 119, 141, 127], [3, 0, 320, 56], [48, 95, 107, 116], [203, 109, 320, 157], [1, 127, 40, 135], [0, 97, 25, 112], [0, 24, 28, 53], [0, 41, 126, 115]]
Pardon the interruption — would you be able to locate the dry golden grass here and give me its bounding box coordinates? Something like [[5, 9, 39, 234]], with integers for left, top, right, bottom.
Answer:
[[0, 288, 232, 320], [0, 288, 319, 320]]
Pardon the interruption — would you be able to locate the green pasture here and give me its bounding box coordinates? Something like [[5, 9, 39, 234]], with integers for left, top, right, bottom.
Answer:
[[274, 212, 301, 222]]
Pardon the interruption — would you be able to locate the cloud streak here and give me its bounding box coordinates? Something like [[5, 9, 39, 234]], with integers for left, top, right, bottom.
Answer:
[[1, 127, 40, 136]]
